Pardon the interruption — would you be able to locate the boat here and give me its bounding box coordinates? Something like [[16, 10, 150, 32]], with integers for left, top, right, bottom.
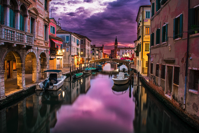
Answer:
[[83, 68, 92, 75], [72, 72, 83, 79], [112, 72, 129, 85], [36, 70, 66, 91]]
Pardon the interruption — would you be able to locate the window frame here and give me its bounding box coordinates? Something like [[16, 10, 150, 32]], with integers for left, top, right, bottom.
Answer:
[[145, 43, 150, 52], [146, 11, 150, 19]]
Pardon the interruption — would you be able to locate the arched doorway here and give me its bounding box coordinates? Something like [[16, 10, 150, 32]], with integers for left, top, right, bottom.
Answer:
[[40, 53, 47, 79], [25, 52, 37, 85], [4, 51, 23, 95]]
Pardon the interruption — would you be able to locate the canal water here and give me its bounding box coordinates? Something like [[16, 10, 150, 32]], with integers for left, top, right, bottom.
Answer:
[[0, 72, 198, 133]]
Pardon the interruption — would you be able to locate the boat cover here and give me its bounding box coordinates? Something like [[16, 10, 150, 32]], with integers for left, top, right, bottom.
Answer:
[[44, 70, 62, 73]]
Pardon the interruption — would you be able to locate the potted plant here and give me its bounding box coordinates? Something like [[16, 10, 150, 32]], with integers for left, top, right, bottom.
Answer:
[[191, 25, 198, 34]]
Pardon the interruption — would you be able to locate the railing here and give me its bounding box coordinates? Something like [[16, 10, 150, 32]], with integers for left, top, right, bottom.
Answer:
[[0, 25, 34, 46]]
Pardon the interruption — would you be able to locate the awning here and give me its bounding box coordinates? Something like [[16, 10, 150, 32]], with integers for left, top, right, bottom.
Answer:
[[51, 39, 63, 45]]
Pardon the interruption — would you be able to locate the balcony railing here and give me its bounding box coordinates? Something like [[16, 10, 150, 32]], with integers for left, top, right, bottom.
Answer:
[[0, 25, 34, 46]]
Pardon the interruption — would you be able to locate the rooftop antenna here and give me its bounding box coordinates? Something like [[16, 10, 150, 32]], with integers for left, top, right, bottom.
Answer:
[[51, 8, 55, 18], [58, 18, 62, 26]]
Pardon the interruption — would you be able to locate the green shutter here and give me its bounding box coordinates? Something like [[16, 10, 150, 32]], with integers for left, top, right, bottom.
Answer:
[[166, 24, 168, 41], [156, 0, 158, 11], [162, 26, 164, 42], [173, 18, 176, 39], [158, 29, 160, 44], [179, 14, 183, 38], [150, 34, 152, 46], [152, 3, 154, 16], [20, 14, 24, 31], [0, 5, 4, 24], [156, 29, 158, 44]]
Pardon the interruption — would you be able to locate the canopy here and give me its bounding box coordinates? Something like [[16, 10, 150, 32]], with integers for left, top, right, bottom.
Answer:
[[44, 70, 62, 73], [51, 39, 63, 45], [119, 65, 128, 71]]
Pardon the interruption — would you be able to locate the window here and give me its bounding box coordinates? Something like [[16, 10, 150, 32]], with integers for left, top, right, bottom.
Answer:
[[66, 48, 69, 52], [146, 27, 150, 35], [81, 39, 84, 44], [0, 4, 4, 24], [173, 14, 183, 39], [156, 64, 159, 77], [146, 11, 150, 19], [45, 0, 48, 10], [152, 3, 155, 17], [150, 33, 154, 46], [146, 61, 148, 67], [174, 67, 180, 85], [190, 7, 199, 34], [161, 65, 165, 79], [50, 26, 55, 34], [77, 39, 79, 45], [30, 18, 35, 34], [151, 63, 153, 74], [156, 29, 160, 44], [189, 70, 199, 91], [162, 24, 168, 42], [145, 43, 149, 51], [156, 0, 161, 11], [10, 1, 15, 28], [66, 36, 69, 42]]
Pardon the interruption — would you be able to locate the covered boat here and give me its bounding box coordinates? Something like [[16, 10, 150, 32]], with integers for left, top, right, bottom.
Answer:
[[112, 72, 129, 85], [112, 83, 129, 92], [36, 70, 66, 91], [72, 72, 83, 79]]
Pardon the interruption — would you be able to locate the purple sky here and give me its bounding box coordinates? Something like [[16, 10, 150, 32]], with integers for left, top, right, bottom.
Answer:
[[50, 0, 150, 53]]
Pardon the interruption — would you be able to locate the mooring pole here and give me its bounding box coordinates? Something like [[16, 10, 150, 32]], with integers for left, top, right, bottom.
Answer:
[[137, 72, 139, 86]]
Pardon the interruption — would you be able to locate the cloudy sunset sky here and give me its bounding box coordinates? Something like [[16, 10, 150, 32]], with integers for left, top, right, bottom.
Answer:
[[50, 0, 150, 54]]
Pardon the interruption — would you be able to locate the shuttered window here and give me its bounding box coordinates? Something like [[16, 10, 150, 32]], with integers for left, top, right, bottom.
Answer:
[[50, 26, 55, 34], [174, 67, 180, 85], [10, 9, 15, 28], [156, 64, 159, 77], [66, 36, 69, 42], [156, 29, 160, 44], [190, 7, 199, 34], [162, 24, 168, 42], [0, 5, 4, 24], [150, 33, 154, 46], [30, 18, 34, 34], [156, 0, 161, 11], [151, 63, 153, 74], [20, 14, 24, 31], [45, 0, 48, 10], [152, 3, 155, 17], [146, 11, 150, 19], [161, 65, 165, 79], [173, 14, 183, 39]]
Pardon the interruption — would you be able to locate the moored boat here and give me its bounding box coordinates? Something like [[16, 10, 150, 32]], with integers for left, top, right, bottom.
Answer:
[[36, 70, 66, 91], [72, 72, 83, 79], [112, 72, 129, 85]]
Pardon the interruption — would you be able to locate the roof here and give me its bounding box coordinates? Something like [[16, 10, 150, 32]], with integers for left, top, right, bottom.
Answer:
[[118, 47, 135, 49], [49, 35, 63, 42], [56, 29, 81, 39], [49, 18, 57, 24], [73, 33, 91, 42], [136, 5, 151, 22], [44, 70, 62, 73]]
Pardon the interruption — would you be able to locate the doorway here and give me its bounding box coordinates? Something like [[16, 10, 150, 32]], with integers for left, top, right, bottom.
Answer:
[[7, 61, 10, 78]]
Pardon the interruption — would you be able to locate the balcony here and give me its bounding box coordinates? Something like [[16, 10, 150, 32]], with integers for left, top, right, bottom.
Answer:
[[0, 25, 34, 46]]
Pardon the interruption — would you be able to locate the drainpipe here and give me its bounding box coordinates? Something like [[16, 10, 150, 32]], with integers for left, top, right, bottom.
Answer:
[[184, 0, 190, 108]]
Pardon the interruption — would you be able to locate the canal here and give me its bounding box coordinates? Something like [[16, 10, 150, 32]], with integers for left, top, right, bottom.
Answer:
[[0, 72, 198, 133]]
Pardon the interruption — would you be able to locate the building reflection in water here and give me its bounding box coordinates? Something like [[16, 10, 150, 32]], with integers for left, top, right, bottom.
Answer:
[[0, 75, 91, 133], [133, 74, 198, 133]]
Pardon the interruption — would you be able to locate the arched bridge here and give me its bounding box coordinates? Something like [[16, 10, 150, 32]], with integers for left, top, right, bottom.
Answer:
[[90, 58, 132, 69]]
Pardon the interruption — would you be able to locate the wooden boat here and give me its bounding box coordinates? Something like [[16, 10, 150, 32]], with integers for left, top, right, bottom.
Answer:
[[112, 72, 129, 85], [36, 70, 66, 91], [83, 68, 91, 75], [72, 72, 83, 79]]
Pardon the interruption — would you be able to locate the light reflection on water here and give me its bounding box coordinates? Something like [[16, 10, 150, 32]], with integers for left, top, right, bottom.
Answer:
[[0, 73, 198, 133]]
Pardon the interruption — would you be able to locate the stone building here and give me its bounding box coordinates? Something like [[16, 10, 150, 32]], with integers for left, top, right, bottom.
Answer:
[[149, 0, 199, 117], [135, 5, 151, 74], [117, 47, 134, 59], [49, 18, 64, 69], [56, 29, 81, 67], [0, 0, 50, 100], [74, 33, 91, 64], [91, 45, 104, 60]]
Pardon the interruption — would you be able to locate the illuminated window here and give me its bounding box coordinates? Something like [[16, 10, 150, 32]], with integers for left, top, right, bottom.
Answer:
[[145, 27, 150, 35], [13, 61, 16, 70]]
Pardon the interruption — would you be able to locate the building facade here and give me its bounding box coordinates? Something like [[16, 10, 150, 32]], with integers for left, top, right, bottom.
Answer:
[[56, 29, 81, 67], [149, 0, 199, 117], [0, 0, 50, 99], [74, 33, 91, 64], [135, 5, 151, 74], [49, 18, 64, 69], [117, 47, 134, 59], [91, 45, 104, 60]]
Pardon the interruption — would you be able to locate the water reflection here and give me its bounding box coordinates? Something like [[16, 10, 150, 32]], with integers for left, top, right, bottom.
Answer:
[[0, 73, 198, 133]]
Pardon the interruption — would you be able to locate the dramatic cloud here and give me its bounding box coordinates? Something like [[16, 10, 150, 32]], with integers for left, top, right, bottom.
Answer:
[[50, 0, 150, 53]]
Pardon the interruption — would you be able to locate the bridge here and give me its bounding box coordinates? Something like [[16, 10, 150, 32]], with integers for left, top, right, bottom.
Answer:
[[90, 58, 133, 69]]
